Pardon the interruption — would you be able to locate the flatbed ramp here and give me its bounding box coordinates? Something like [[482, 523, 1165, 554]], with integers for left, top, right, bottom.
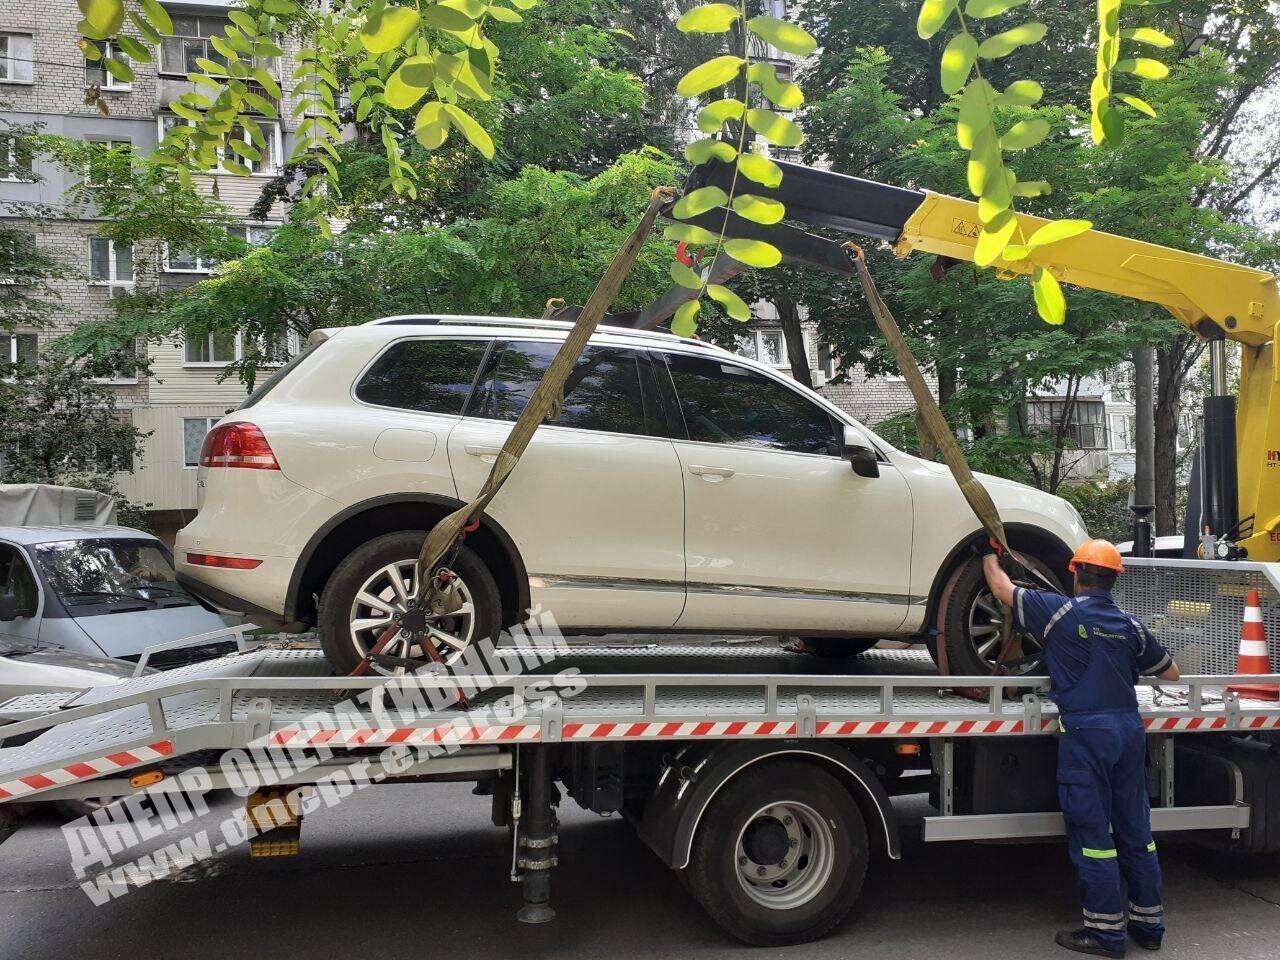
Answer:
[[0, 644, 1275, 803]]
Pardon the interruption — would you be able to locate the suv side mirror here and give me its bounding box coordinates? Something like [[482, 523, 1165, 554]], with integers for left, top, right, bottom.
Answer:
[[0, 593, 20, 622], [842, 426, 880, 478]]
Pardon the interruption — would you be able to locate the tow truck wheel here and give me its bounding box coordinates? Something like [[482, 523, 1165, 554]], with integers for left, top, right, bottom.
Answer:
[[686, 759, 868, 946], [318, 530, 502, 675], [937, 554, 1060, 677]]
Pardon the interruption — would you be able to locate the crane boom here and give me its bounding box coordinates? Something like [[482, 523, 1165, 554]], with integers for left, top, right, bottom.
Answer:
[[663, 159, 1280, 561]]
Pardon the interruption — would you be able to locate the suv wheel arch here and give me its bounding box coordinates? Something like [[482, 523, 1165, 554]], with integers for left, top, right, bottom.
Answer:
[[286, 493, 530, 628]]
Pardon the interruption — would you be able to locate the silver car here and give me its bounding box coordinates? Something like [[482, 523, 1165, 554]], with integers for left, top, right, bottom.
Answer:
[[0, 526, 237, 667]]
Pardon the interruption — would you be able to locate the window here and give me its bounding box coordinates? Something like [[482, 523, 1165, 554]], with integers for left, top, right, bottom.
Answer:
[[468, 341, 651, 435], [85, 138, 131, 186], [663, 353, 840, 455], [1109, 413, 1136, 452], [166, 223, 273, 273], [0, 33, 35, 85], [356, 338, 490, 415], [0, 545, 37, 619], [185, 330, 239, 365], [85, 41, 131, 90], [159, 14, 279, 93], [0, 231, 37, 284], [0, 333, 37, 370], [0, 134, 34, 182], [89, 237, 133, 284], [1026, 399, 1108, 450], [735, 329, 787, 367], [816, 342, 840, 381], [183, 417, 219, 467], [158, 115, 280, 175]]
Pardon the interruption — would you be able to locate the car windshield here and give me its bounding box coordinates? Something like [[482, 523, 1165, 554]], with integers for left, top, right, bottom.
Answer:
[[33, 539, 196, 609]]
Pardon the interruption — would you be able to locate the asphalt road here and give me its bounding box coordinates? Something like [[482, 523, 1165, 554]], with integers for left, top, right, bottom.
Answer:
[[2, 783, 1280, 960]]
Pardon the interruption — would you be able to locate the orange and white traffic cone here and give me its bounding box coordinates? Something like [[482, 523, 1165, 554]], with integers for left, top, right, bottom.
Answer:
[[1228, 589, 1279, 701]]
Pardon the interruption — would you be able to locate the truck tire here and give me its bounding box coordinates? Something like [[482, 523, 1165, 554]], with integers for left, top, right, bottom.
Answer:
[[686, 759, 869, 946], [318, 530, 501, 675], [937, 554, 1059, 677]]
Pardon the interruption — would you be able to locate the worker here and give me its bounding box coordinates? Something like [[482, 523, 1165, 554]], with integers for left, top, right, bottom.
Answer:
[[982, 538, 1181, 959]]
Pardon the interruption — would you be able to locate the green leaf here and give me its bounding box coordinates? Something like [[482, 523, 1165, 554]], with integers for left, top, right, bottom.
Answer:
[[731, 193, 785, 225], [940, 33, 978, 95], [1116, 57, 1169, 79], [724, 238, 782, 268], [956, 78, 995, 149], [1098, 100, 1126, 144], [685, 138, 738, 164], [1026, 218, 1092, 250], [672, 299, 701, 337], [103, 57, 135, 83], [965, 0, 1027, 15], [745, 16, 817, 56], [385, 56, 435, 109], [1119, 93, 1157, 117], [79, 0, 124, 38], [974, 210, 1017, 266], [1012, 179, 1051, 197], [140, 0, 173, 34], [1001, 116, 1050, 150], [747, 62, 803, 110], [442, 103, 494, 159], [415, 102, 450, 149], [1002, 244, 1030, 261], [81, 39, 102, 61], [1033, 267, 1066, 325], [508, 0, 537, 8], [737, 152, 783, 188], [706, 284, 751, 321], [677, 56, 746, 97], [917, 0, 959, 39], [221, 158, 253, 176], [672, 185, 728, 219], [978, 21, 1047, 59], [665, 223, 719, 245], [978, 168, 1014, 224], [424, 4, 476, 30], [486, 5, 523, 23], [670, 261, 703, 289], [677, 4, 740, 34], [116, 35, 152, 63], [999, 79, 1043, 106], [360, 7, 421, 54], [1120, 26, 1173, 47], [697, 98, 745, 134], [745, 108, 803, 147]]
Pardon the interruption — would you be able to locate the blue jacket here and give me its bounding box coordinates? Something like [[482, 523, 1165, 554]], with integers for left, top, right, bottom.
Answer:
[[1012, 587, 1173, 715]]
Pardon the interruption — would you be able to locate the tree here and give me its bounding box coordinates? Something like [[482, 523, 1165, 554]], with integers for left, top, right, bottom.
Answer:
[[0, 117, 66, 334], [0, 348, 149, 525]]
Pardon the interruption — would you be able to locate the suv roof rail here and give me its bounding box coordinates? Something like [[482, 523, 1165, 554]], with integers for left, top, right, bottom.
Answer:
[[364, 314, 719, 351]]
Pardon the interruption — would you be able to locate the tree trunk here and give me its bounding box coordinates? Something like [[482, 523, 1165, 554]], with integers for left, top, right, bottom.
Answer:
[[777, 296, 813, 389]]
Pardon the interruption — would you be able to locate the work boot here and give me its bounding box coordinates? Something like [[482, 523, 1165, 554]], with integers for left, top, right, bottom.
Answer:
[[1127, 924, 1162, 951], [1055, 928, 1125, 958]]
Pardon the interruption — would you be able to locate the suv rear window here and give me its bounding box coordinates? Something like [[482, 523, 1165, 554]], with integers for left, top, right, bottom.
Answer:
[[355, 338, 490, 414], [469, 340, 651, 435]]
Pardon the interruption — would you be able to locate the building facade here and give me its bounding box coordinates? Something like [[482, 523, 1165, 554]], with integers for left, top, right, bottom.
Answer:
[[0, 0, 300, 540]]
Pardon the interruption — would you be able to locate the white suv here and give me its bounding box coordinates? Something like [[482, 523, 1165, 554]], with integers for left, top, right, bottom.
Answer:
[[175, 315, 1087, 675]]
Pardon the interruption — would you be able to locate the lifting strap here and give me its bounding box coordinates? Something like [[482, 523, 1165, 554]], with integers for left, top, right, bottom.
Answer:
[[413, 186, 677, 597]]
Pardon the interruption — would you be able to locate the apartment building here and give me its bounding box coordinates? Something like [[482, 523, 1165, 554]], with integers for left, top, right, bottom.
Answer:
[[0, 0, 300, 540]]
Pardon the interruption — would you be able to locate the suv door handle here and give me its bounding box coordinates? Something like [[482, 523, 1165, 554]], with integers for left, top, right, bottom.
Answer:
[[465, 444, 502, 461], [689, 464, 735, 481]]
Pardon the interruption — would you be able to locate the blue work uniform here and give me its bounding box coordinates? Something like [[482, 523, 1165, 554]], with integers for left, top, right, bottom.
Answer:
[[1013, 586, 1174, 951]]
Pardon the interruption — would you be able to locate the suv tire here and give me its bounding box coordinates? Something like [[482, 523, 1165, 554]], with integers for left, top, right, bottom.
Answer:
[[937, 553, 1060, 676], [318, 530, 502, 675]]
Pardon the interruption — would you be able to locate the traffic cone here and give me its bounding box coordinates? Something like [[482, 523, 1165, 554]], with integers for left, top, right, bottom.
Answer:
[[1228, 590, 1279, 701]]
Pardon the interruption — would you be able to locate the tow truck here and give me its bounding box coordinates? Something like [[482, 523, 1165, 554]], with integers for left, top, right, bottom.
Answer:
[[0, 162, 1277, 946]]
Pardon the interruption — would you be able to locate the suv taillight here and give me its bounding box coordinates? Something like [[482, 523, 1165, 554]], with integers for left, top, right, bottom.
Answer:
[[199, 422, 280, 470]]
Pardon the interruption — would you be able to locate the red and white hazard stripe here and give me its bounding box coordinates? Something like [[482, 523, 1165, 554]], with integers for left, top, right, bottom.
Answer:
[[0, 740, 174, 801], [264, 724, 541, 747]]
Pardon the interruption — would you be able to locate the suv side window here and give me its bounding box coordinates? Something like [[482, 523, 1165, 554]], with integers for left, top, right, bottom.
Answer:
[[469, 341, 651, 436], [355, 339, 490, 414], [662, 352, 840, 456], [0, 545, 37, 616]]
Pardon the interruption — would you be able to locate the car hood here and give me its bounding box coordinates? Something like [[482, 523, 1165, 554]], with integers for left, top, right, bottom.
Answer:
[[5, 646, 138, 679], [69, 605, 235, 658]]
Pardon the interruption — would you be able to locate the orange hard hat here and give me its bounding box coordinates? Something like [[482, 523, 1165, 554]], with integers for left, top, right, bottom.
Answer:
[[1069, 539, 1124, 574]]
